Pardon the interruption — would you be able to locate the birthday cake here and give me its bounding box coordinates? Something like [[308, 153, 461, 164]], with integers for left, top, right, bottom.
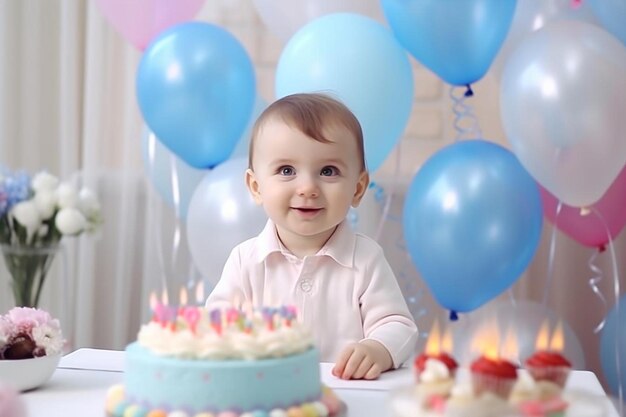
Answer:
[[105, 305, 343, 417], [391, 352, 615, 417]]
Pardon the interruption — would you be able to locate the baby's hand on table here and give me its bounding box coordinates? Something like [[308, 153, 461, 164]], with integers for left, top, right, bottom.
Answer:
[[331, 340, 393, 380]]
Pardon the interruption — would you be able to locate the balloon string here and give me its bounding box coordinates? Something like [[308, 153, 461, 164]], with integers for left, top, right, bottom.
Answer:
[[590, 207, 623, 413], [449, 85, 482, 141], [542, 201, 562, 307], [373, 141, 402, 242], [147, 131, 169, 297], [168, 154, 182, 276], [587, 247, 608, 334]]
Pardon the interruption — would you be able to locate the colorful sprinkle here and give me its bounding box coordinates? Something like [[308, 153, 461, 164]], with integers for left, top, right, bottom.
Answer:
[[146, 411, 168, 417], [300, 404, 318, 417], [286, 407, 305, 417]]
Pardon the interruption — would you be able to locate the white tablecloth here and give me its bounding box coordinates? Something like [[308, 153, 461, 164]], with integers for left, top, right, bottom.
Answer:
[[19, 348, 611, 417]]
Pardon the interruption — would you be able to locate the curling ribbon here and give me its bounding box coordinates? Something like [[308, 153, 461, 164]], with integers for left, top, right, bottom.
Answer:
[[587, 246, 608, 334], [449, 85, 483, 141], [590, 206, 623, 412]]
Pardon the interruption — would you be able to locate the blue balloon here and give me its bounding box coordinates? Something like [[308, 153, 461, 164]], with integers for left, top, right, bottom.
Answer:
[[137, 22, 256, 169], [600, 294, 626, 396], [381, 0, 516, 86], [588, 0, 626, 45], [403, 140, 543, 314], [275, 13, 413, 173]]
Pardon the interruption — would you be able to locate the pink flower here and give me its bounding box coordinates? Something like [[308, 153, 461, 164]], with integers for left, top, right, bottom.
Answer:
[[0, 307, 64, 360]]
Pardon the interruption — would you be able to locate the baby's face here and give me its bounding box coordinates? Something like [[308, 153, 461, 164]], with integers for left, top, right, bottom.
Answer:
[[247, 118, 368, 248]]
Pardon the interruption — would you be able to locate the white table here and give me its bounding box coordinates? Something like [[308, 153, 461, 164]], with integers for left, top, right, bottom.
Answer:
[[20, 349, 611, 417]]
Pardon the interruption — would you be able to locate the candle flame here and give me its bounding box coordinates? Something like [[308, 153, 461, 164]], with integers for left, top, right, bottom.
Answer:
[[179, 286, 188, 306], [501, 327, 519, 363], [470, 318, 500, 360], [149, 291, 158, 310], [195, 281, 205, 304], [536, 320, 550, 350], [549, 321, 565, 352], [425, 319, 442, 355], [161, 288, 169, 306], [442, 326, 453, 353]]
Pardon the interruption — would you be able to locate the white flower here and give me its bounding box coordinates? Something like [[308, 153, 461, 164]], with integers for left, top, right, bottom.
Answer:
[[56, 182, 78, 209], [31, 171, 59, 193], [31, 321, 64, 355], [10, 201, 42, 239], [77, 187, 101, 218], [55, 207, 86, 235], [34, 190, 57, 220]]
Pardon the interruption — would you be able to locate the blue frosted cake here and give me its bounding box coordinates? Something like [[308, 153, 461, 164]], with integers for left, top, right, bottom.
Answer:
[[105, 306, 342, 417]]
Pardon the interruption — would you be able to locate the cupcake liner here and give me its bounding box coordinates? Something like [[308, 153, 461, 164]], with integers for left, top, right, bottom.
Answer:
[[471, 373, 516, 399], [527, 365, 571, 388]]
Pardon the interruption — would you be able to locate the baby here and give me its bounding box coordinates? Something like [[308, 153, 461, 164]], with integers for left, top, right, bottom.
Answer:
[[207, 93, 418, 379]]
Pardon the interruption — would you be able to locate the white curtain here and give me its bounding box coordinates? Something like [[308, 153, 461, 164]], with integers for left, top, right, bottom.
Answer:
[[0, 0, 150, 350]]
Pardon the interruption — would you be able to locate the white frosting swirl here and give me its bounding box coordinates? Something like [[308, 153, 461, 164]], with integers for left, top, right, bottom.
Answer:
[[420, 358, 452, 383], [137, 308, 313, 360]]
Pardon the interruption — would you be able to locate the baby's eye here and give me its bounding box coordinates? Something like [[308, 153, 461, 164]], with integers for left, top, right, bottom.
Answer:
[[278, 166, 295, 176], [320, 166, 339, 177]]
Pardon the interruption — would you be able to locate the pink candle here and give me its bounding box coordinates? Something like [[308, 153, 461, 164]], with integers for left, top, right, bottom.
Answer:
[[182, 307, 201, 334]]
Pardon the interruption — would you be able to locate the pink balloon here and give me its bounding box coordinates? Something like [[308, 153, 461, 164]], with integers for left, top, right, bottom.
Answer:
[[95, 0, 206, 50], [540, 164, 626, 248]]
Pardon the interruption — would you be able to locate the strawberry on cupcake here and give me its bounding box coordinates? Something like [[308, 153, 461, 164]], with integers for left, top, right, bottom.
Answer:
[[524, 351, 571, 388], [470, 356, 518, 399]]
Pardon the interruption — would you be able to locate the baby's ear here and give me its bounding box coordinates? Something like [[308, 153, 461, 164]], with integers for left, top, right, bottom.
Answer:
[[245, 169, 263, 205], [351, 171, 370, 208]]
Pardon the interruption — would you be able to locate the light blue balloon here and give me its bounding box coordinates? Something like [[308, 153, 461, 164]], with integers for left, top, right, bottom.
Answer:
[[600, 294, 626, 396], [588, 0, 626, 45], [403, 140, 543, 314], [275, 13, 413, 173], [137, 22, 256, 169], [141, 127, 207, 219], [381, 0, 516, 86]]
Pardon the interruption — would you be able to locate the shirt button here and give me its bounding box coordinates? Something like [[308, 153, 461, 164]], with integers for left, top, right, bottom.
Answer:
[[299, 279, 313, 293]]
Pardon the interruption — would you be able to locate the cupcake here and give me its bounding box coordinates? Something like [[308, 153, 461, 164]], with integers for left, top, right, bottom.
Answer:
[[524, 351, 571, 388], [470, 356, 518, 399], [413, 353, 459, 398]]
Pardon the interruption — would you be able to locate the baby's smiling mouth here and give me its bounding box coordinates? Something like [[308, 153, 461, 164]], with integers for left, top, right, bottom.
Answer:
[[292, 207, 323, 213]]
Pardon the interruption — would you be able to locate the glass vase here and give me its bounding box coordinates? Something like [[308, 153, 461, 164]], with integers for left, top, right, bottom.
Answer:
[[0, 243, 60, 308]]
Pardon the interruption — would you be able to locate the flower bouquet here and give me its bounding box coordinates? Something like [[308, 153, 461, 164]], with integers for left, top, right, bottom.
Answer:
[[0, 169, 102, 307], [0, 307, 65, 392]]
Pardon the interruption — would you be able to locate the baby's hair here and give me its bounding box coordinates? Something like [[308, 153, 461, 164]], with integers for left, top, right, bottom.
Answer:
[[248, 93, 366, 172]]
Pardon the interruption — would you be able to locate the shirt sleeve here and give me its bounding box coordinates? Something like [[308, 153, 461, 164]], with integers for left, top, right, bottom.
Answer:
[[358, 242, 419, 369], [205, 245, 246, 310]]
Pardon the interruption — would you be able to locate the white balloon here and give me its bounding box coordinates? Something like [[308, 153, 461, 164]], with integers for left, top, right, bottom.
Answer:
[[491, 0, 598, 79], [186, 157, 267, 285], [500, 20, 626, 207], [251, 0, 385, 42], [142, 128, 207, 219]]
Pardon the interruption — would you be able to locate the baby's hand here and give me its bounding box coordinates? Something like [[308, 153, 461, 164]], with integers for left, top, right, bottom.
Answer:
[[331, 340, 393, 380]]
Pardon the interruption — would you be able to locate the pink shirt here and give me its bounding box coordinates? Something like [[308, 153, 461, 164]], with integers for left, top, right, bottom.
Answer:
[[207, 220, 419, 367]]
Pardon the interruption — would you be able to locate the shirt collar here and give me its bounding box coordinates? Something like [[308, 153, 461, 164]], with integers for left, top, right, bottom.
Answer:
[[253, 219, 356, 268]]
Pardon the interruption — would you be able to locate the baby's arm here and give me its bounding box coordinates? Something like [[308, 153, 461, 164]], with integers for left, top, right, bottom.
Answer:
[[332, 240, 418, 379]]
